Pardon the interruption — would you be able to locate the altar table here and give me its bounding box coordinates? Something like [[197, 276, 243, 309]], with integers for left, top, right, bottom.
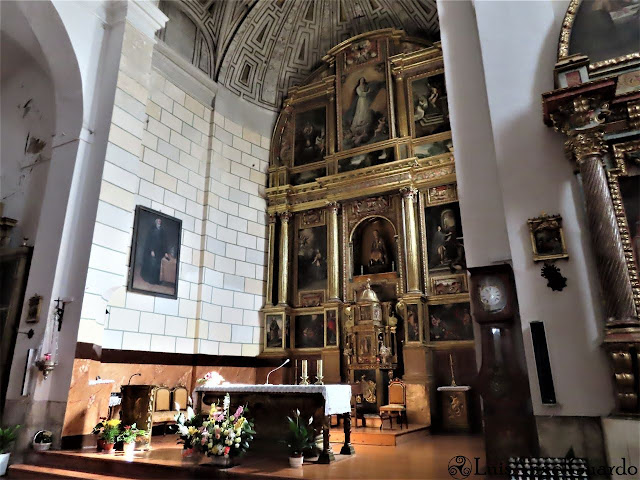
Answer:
[[194, 384, 355, 463]]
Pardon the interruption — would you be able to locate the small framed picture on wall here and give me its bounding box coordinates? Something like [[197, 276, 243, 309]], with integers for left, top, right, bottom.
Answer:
[[127, 205, 182, 299]]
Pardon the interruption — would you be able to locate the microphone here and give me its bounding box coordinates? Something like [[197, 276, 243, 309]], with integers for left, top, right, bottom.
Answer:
[[265, 359, 290, 385]]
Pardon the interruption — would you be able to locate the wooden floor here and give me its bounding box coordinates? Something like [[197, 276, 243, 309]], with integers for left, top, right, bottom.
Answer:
[[9, 433, 486, 479]]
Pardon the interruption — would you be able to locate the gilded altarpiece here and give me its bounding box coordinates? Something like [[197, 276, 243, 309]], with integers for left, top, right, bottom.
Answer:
[[262, 29, 478, 429]]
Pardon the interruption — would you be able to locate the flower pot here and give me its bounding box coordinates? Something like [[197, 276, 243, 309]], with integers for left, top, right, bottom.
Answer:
[[96, 439, 105, 452], [210, 455, 233, 468], [103, 443, 115, 454], [123, 442, 135, 455], [0, 453, 10, 476], [289, 455, 304, 468], [32, 442, 51, 452]]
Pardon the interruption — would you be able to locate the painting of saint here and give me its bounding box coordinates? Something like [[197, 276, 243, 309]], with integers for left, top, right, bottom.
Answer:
[[411, 74, 449, 138], [297, 226, 327, 291], [326, 310, 338, 347], [294, 107, 326, 166], [406, 304, 420, 342], [569, 0, 640, 64], [428, 303, 474, 342], [341, 64, 389, 149], [425, 204, 465, 272], [128, 206, 181, 298], [265, 314, 283, 349], [295, 314, 324, 349], [338, 148, 394, 173]]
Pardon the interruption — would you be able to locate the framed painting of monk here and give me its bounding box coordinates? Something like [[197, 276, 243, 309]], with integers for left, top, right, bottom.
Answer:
[[127, 206, 182, 299]]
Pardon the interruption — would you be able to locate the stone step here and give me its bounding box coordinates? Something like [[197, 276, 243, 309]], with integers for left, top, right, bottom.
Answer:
[[8, 463, 135, 480]]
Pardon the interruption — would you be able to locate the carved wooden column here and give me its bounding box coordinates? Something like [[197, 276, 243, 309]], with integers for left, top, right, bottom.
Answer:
[[567, 132, 637, 324], [265, 213, 277, 306], [394, 72, 409, 138], [401, 187, 421, 293], [278, 211, 293, 306], [327, 202, 341, 302]]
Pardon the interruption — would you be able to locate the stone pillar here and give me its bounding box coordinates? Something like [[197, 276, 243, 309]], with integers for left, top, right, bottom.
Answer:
[[265, 214, 277, 306], [277, 211, 293, 306], [327, 202, 341, 302], [401, 187, 421, 293], [568, 132, 637, 324]]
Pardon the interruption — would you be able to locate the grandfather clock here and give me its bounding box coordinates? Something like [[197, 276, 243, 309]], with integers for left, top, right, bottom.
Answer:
[[468, 264, 539, 469]]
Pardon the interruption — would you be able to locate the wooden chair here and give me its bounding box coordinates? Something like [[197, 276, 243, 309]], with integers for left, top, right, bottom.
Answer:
[[171, 386, 189, 411], [152, 387, 175, 434], [350, 382, 364, 428], [379, 379, 408, 430]]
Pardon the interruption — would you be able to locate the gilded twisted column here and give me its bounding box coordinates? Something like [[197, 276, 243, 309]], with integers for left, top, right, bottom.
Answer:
[[278, 211, 293, 306], [265, 214, 277, 306], [568, 132, 637, 323], [327, 202, 341, 302], [401, 187, 421, 293]]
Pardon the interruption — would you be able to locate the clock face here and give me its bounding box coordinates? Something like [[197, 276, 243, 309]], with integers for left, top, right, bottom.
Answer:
[[478, 278, 507, 312]]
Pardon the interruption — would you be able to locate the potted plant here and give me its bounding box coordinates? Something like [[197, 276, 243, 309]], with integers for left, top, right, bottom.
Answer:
[[284, 410, 316, 468], [100, 419, 121, 454], [117, 424, 146, 455], [0, 425, 20, 476], [32, 430, 53, 452], [92, 418, 106, 451]]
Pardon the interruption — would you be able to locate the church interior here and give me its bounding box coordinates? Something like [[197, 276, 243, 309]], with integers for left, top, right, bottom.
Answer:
[[0, 0, 639, 478]]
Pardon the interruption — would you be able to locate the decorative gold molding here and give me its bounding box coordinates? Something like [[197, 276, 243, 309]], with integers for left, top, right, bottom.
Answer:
[[565, 130, 608, 164]]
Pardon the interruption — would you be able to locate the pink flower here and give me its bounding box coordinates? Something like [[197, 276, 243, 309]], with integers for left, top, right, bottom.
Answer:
[[234, 406, 244, 417], [224, 446, 230, 456], [201, 438, 206, 445]]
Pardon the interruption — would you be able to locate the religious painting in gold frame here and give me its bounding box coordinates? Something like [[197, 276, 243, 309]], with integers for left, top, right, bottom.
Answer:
[[407, 69, 450, 139], [293, 309, 325, 350], [426, 299, 474, 344], [430, 273, 469, 297], [611, 139, 640, 313], [264, 312, 286, 352], [294, 209, 328, 307], [324, 307, 339, 348], [292, 100, 329, 167], [527, 214, 569, 262], [411, 131, 453, 160], [336, 43, 392, 152], [397, 300, 424, 344]]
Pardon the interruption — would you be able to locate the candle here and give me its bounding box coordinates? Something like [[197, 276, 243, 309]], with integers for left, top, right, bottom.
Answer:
[[317, 359, 323, 378], [301, 359, 308, 378], [360, 265, 364, 275]]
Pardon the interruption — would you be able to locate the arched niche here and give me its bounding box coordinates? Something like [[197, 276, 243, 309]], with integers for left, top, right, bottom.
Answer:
[[350, 216, 397, 277]]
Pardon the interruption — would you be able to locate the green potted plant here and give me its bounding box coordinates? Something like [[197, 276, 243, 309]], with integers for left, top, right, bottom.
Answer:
[[100, 419, 120, 454], [117, 424, 146, 455], [284, 410, 315, 468], [32, 430, 53, 452], [0, 425, 20, 476], [92, 418, 106, 451]]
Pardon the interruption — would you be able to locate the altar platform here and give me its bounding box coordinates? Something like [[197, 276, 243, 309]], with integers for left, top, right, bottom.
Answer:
[[8, 434, 485, 479], [330, 423, 430, 446]]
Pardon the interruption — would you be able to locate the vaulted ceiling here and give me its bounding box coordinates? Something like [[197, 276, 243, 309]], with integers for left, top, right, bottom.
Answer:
[[171, 0, 440, 111]]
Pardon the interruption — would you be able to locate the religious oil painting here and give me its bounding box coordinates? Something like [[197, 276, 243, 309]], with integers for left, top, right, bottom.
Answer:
[[619, 175, 640, 271], [294, 106, 326, 167], [297, 226, 327, 291], [295, 313, 324, 349], [265, 314, 284, 349], [352, 217, 396, 276], [340, 63, 390, 150], [425, 203, 465, 272], [428, 302, 474, 342], [414, 138, 453, 159], [290, 167, 325, 186], [527, 214, 569, 262], [406, 303, 420, 342], [343, 38, 380, 71], [128, 206, 181, 299], [568, 0, 640, 64], [411, 73, 450, 138], [338, 147, 394, 173], [325, 309, 338, 347]]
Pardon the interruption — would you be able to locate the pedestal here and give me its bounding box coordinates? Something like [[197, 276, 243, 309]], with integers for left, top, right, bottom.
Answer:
[[437, 385, 471, 432]]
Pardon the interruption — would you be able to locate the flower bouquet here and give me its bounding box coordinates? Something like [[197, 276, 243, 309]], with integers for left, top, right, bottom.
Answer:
[[175, 394, 255, 468], [117, 424, 146, 455]]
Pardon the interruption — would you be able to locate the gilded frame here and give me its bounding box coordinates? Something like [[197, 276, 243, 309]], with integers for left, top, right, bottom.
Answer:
[[410, 131, 453, 162], [263, 311, 287, 352], [425, 296, 474, 346], [557, 0, 640, 76], [406, 68, 449, 140], [609, 140, 640, 313], [324, 305, 340, 349], [527, 214, 569, 262], [291, 98, 331, 169], [293, 208, 328, 307]]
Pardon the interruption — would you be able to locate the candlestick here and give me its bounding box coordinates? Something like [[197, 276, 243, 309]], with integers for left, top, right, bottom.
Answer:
[[449, 353, 457, 387]]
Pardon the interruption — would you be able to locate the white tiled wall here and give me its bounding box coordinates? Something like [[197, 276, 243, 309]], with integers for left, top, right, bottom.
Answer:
[[77, 27, 268, 356]]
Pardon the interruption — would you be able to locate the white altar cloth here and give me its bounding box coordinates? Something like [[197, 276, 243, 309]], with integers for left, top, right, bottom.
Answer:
[[194, 384, 352, 416]]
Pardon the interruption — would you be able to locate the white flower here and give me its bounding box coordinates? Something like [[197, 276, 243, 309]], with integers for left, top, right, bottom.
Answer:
[[186, 406, 195, 420], [234, 443, 240, 448], [228, 432, 235, 441], [177, 425, 189, 436], [223, 394, 230, 414]]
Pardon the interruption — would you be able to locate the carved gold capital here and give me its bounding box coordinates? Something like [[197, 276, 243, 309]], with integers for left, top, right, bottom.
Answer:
[[268, 213, 278, 224], [326, 201, 340, 214], [279, 211, 293, 223], [565, 131, 608, 164], [400, 186, 418, 201], [550, 96, 611, 135]]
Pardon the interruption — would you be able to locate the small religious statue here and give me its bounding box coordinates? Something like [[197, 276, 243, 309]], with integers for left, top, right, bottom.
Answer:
[[369, 229, 388, 267]]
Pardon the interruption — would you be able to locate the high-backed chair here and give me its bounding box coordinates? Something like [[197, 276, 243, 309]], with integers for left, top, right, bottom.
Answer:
[[379, 379, 408, 430], [350, 382, 364, 428], [152, 386, 175, 434], [172, 386, 189, 411]]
